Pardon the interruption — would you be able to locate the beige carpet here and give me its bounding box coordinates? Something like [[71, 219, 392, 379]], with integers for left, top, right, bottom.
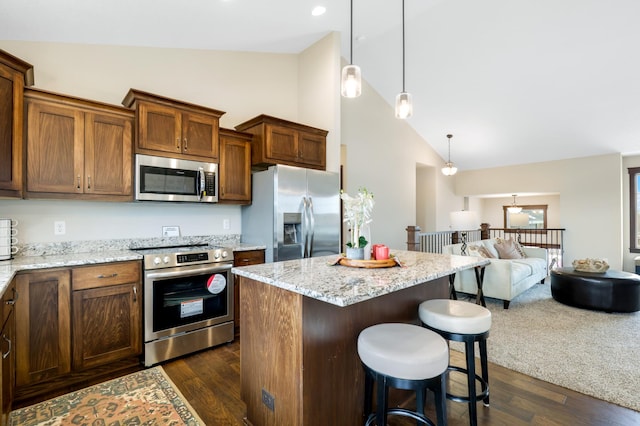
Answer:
[[452, 283, 640, 412], [10, 366, 203, 425]]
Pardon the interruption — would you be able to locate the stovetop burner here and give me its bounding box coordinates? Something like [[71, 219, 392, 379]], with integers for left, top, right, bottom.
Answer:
[[133, 244, 234, 269]]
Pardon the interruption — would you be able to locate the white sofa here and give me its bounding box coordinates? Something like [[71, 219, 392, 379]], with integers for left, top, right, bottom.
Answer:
[[442, 238, 548, 309]]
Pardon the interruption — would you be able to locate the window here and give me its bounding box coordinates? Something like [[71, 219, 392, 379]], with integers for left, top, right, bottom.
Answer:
[[629, 167, 640, 253], [503, 205, 547, 229]]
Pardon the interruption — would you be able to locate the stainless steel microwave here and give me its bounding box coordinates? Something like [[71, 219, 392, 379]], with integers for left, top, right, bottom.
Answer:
[[135, 154, 218, 203]]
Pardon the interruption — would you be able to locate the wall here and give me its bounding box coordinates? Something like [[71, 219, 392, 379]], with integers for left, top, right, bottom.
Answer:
[[0, 38, 339, 245], [456, 154, 623, 269], [340, 75, 459, 250]]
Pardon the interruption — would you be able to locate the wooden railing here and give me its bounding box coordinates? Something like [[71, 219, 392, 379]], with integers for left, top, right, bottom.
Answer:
[[407, 224, 566, 268]]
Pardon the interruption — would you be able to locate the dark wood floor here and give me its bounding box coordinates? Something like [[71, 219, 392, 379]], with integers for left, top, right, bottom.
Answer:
[[160, 339, 640, 426]]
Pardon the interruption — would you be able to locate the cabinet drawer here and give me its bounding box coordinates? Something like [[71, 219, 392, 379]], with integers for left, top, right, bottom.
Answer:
[[233, 249, 265, 266], [72, 262, 141, 290]]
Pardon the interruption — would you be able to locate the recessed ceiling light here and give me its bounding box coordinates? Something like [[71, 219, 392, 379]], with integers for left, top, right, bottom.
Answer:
[[311, 5, 326, 16]]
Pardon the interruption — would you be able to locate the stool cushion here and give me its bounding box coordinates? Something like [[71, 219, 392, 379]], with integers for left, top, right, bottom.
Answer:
[[357, 323, 449, 380], [419, 299, 491, 335]]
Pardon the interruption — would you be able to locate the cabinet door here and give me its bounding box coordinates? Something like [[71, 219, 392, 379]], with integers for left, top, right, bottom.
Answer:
[[137, 101, 182, 154], [298, 131, 326, 170], [219, 133, 251, 203], [84, 112, 133, 196], [72, 283, 141, 370], [0, 66, 25, 196], [1, 309, 14, 425], [182, 112, 219, 159], [265, 124, 298, 163], [26, 101, 84, 193], [15, 270, 71, 387]]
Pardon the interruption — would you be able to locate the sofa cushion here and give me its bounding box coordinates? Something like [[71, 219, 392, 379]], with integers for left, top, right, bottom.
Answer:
[[480, 240, 500, 258], [513, 258, 546, 276], [510, 261, 533, 283], [494, 238, 525, 259]]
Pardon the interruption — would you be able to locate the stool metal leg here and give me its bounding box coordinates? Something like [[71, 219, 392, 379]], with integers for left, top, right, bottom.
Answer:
[[364, 369, 373, 421], [465, 340, 478, 426], [434, 373, 447, 426], [479, 339, 490, 406], [376, 374, 389, 426]]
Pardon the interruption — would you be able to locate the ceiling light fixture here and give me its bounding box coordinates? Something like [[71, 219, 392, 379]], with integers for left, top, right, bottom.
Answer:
[[311, 5, 326, 16], [507, 194, 522, 213], [441, 134, 458, 176], [395, 0, 412, 119], [341, 0, 362, 98]]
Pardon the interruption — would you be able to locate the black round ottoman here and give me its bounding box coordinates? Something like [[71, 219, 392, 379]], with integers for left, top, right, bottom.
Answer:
[[550, 267, 640, 313]]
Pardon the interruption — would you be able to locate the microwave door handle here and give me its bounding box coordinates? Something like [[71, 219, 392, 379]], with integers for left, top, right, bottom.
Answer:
[[197, 167, 205, 201]]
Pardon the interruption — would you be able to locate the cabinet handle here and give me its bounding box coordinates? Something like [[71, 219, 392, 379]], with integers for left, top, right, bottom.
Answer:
[[76, 175, 81, 190], [87, 175, 91, 190], [97, 273, 118, 279], [183, 137, 188, 151], [2, 334, 10, 359], [133, 285, 137, 302], [176, 138, 181, 150]]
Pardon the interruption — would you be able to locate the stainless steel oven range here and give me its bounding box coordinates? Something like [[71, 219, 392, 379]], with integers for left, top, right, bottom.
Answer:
[[135, 245, 234, 367]]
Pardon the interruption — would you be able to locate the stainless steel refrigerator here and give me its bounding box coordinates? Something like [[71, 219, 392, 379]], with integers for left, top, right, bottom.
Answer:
[[241, 165, 340, 263]]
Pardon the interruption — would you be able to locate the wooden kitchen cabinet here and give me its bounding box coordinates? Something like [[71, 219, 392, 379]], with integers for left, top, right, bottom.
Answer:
[[0, 49, 34, 198], [235, 114, 327, 171], [0, 280, 17, 426], [15, 269, 71, 388], [122, 89, 225, 161], [72, 262, 141, 370], [25, 88, 134, 201], [13, 261, 142, 404], [219, 128, 252, 204], [232, 249, 265, 335]]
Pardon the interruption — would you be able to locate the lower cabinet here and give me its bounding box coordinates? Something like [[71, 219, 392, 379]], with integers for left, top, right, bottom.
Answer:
[[0, 280, 16, 426], [233, 249, 265, 335], [14, 261, 142, 403]]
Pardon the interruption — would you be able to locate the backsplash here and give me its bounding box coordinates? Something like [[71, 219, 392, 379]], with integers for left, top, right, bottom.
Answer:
[[16, 234, 242, 257]]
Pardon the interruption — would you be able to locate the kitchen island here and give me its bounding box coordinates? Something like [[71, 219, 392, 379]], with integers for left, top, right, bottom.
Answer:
[[232, 250, 489, 426]]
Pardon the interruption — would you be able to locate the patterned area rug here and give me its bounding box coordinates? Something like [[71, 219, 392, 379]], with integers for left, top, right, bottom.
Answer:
[[9, 366, 203, 425], [452, 283, 640, 412]]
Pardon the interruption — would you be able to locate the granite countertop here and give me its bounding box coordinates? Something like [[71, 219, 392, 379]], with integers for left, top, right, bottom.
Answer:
[[232, 249, 489, 307], [0, 242, 265, 296]]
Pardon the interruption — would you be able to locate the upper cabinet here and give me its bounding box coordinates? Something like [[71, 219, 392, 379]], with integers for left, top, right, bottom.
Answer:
[[235, 115, 328, 171], [219, 128, 252, 204], [122, 89, 225, 162], [25, 88, 134, 201], [0, 50, 34, 198]]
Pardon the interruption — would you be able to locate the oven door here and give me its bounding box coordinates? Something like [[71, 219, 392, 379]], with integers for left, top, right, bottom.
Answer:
[[144, 263, 233, 342]]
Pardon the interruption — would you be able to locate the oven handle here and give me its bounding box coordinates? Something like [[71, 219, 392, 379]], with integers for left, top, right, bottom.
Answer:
[[145, 263, 232, 280]]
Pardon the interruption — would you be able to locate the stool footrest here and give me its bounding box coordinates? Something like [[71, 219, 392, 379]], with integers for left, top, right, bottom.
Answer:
[[365, 409, 436, 426], [446, 365, 489, 404]]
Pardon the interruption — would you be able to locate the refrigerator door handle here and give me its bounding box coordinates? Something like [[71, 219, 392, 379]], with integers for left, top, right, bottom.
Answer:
[[301, 196, 309, 258], [307, 196, 315, 257]]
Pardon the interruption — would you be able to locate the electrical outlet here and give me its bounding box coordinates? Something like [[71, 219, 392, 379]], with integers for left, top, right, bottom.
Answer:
[[223, 219, 230, 230], [54, 221, 66, 235], [261, 389, 275, 412]]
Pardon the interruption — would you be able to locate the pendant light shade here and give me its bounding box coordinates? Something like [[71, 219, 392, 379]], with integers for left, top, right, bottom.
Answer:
[[341, 0, 362, 98], [441, 134, 458, 176], [395, 0, 412, 119], [507, 194, 522, 213]]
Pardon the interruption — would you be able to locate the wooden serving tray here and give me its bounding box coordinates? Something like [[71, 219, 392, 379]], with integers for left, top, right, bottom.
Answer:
[[337, 257, 398, 268]]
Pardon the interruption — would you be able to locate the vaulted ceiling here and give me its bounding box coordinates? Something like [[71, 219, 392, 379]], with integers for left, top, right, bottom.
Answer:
[[2, 0, 639, 171]]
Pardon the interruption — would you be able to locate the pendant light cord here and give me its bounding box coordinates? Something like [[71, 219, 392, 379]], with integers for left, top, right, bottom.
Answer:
[[350, 0, 354, 65], [401, 0, 406, 92]]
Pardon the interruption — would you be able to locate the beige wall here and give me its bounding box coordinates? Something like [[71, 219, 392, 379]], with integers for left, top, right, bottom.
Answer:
[[0, 38, 340, 244], [457, 154, 623, 269]]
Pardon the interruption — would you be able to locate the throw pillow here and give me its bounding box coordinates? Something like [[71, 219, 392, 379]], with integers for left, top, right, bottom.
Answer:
[[470, 245, 495, 258], [493, 238, 524, 259]]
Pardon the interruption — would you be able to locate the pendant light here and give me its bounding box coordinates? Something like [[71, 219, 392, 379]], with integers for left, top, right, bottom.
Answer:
[[507, 194, 522, 213], [395, 0, 413, 119], [441, 134, 458, 176], [341, 0, 362, 98]]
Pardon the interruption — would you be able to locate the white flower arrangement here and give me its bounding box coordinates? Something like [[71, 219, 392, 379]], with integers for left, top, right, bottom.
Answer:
[[341, 187, 374, 248]]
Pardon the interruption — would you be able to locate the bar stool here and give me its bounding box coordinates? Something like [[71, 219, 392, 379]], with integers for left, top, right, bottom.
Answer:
[[418, 299, 491, 426], [357, 323, 449, 426]]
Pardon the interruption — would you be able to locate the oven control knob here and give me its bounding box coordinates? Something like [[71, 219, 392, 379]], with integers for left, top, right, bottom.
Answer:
[[153, 257, 161, 265], [163, 256, 170, 264], [222, 250, 228, 258], [214, 251, 220, 259]]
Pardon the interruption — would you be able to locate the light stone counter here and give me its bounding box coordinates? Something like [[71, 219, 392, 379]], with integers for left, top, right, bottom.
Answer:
[[232, 249, 489, 307]]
